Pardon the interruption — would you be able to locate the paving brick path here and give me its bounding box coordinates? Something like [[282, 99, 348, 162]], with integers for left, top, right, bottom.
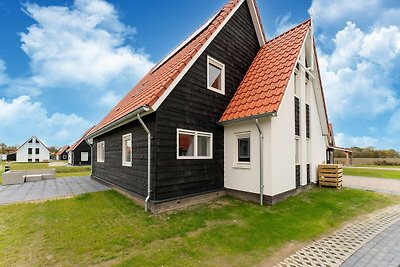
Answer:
[[343, 175, 400, 195], [275, 205, 400, 267], [342, 220, 400, 267], [0, 176, 109, 205]]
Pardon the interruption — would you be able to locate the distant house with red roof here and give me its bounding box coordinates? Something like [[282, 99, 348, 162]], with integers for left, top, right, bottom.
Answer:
[[86, 0, 333, 212], [56, 146, 69, 161], [68, 126, 95, 166]]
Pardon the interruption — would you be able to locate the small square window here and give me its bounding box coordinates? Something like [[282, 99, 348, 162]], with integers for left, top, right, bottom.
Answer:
[[235, 132, 251, 168], [207, 56, 225, 94], [122, 134, 132, 166]]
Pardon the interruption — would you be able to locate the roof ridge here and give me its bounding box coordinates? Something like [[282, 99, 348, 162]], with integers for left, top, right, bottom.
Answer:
[[265, 18, 311, 45]]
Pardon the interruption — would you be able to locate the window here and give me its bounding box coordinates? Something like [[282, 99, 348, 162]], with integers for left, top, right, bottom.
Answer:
[[28, 139, 32, 143], [63, 155, 67, 160], [28, 159, 32, 162], [28, 148, 32, 155], [294, 72, 298, 96], [177, 129, 212, 159], [207, 56, 225, 94], [306, 103, 310, 138], [295, 97, 300, 136], [81, 152, 89, 162], [97, 141, 105, 163], [122, 134, 132, 166], [235, 132, 251, 167], [35, 148, 39, 155], [36, 140, 39, 144]]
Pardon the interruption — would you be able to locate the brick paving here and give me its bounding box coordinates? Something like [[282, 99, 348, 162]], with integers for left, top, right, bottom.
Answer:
[[0, 176, 109, 205], [342, 220, 400, 267], [343, 175, 400, 195], [275, 205, 400, 267]]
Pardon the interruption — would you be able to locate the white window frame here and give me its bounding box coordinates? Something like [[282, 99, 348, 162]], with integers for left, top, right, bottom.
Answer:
[[122, 133, 132, 167], [234, 132, 251, 169], [177, 129, 213, 159], [97, 141, 105, 163], [207, 56, 225, 95]]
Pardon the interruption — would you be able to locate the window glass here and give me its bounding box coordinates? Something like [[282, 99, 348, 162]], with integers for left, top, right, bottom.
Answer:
[[209, 63, 222, 90], [238, 137, 250, 162], [197, 135, 211, 157], [28, 148, 32, 155], [35, 148, 39, 154], [97, 141, 105, 162], [178, 133, 195, 156], [295, 139, 300, 164]]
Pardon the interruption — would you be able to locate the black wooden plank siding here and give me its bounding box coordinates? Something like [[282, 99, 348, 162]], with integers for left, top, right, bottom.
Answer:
[[154, 2, 260, 201], [71, 141, 92, 166], [295, 97, 300, 136], [92, 114, 157, 198]]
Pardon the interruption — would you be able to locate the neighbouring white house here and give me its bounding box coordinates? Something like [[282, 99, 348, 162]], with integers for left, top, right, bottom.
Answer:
[[16, 136, 50, 163]]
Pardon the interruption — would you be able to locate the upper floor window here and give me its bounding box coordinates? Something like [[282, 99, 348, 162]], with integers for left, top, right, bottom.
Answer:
[[97, 141, 105, 163], [207, 56, 225, 95], [122, 134, 132, 167], [295, 96, 300, 136], [35, 148, 39, 154], [177, 129, 213, 159], [28, 148, 32, 155]]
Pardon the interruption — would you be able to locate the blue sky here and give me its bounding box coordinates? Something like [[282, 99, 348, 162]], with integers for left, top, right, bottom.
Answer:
[[0, 0, 399, 150]]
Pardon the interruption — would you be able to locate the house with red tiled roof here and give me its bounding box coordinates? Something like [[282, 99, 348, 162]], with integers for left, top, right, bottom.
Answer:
[[68, 126, 95, 166], [86, 0, 332, 212], [56, 145, 69, 161]]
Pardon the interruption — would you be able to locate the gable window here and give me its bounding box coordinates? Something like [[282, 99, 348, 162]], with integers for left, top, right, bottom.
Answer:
[[28, 148, 32, 155], [35, 148, 39, 155], [207, 56, 225, 94], [122, 134, 132, 166], [177, 129, 212, 159], [234, 132, 251, 168], [97, 141, 105, 163]]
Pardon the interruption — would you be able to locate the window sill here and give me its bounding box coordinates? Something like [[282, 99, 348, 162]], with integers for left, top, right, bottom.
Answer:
[[177, 156, 213, 160], [233, 163, 251, 169], [207, 86, 225, 95], [122, 162, 132, 167]]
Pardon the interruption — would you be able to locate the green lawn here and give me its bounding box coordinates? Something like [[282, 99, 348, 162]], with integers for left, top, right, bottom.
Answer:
[[0, 188, 398, 266], [344, 167, 400, 180]]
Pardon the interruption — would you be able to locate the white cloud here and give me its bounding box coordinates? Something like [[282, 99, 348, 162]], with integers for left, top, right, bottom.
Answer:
[[0, 59, 8, 86], [19, 0, 154, 88], [335, 132, 379, 148], [274, 13, 297, 36], [319, 22, 399, 118], [0, 96, 92, 146], [98, 91, 120, 108], [388, 111, 400, 133], [309, 0, 380, 27]]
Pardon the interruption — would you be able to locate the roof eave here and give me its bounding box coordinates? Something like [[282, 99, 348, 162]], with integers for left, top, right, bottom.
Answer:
[[87, 106, 152, 140], [218, 111, 277, 125]]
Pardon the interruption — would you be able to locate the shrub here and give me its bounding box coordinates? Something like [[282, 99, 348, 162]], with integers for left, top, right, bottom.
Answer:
[[374, 160, 400, 166]]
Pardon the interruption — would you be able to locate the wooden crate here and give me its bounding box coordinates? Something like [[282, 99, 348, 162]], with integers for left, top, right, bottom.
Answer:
[[318, 164, 343, 189]]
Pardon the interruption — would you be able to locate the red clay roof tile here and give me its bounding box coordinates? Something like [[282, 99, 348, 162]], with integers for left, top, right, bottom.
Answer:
[[89, 0, 243, 136], [219, 19, 311, 123]]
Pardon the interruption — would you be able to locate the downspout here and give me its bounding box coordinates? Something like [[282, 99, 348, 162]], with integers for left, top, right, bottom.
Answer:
[[255, 119, 264, 206], [137, 114, 151, 212]]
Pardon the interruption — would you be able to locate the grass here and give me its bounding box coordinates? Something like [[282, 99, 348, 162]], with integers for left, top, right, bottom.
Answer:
[[344, 167, 400, 180], [0, 188, 398, 266]]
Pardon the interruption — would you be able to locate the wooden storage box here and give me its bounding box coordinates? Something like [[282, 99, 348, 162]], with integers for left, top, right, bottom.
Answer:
[[318, 164, 343, 189]]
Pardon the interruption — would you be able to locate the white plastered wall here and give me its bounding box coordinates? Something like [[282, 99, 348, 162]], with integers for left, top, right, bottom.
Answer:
[[16, 137, 50, 162], [224, 30, 328, 197]]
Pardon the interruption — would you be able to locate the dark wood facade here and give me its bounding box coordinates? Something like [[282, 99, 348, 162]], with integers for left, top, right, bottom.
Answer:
[[70, 141, 92, 166], [92, 2, 260, 202]]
